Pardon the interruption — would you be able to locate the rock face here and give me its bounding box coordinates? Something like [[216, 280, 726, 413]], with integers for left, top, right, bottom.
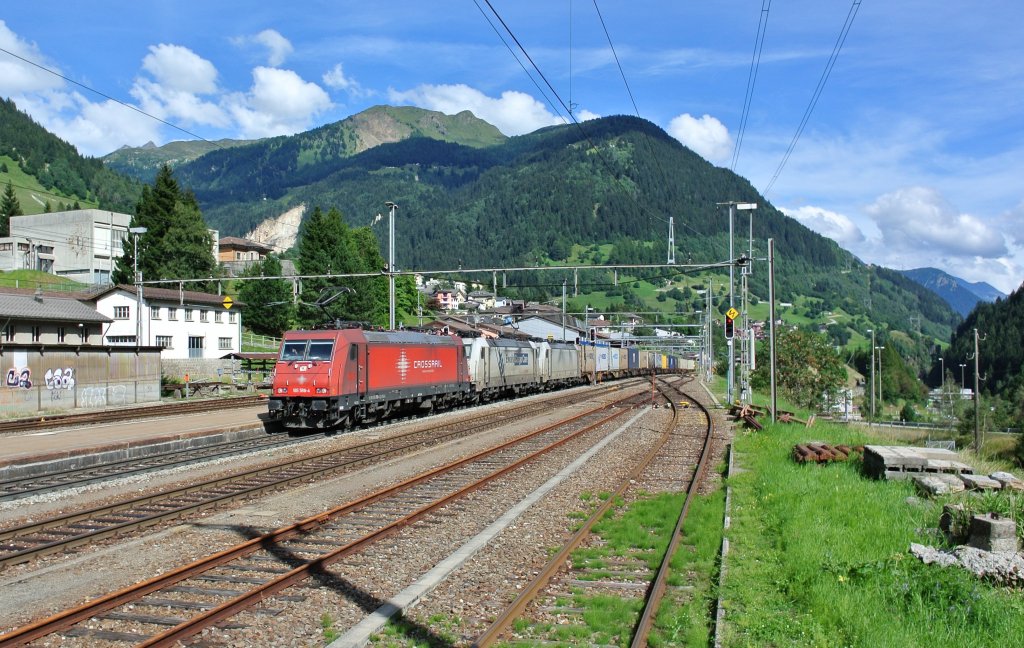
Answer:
[[244, 204, 306, 253]]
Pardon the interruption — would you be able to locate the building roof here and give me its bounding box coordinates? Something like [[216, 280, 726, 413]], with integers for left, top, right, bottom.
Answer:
[[88, 284, 245, 308], [218, 236, 274, 253], [0, 289, 112, 323]]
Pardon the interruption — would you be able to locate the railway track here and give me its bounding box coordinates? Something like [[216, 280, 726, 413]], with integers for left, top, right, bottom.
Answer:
[[471, 375, 717, 647], [0, 384, 655, 646], [0, 395, 264, 435], [0, 433, 303, 502], [0, 382, 632, 568]]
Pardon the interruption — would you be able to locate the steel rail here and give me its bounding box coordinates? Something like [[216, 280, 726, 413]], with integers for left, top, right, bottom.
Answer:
[[0, 383, 631, 567], [629, 380, 716, 647], [470, 376, 686, 647], [0, 389, 648, 647], [0, 395, 263, 434]]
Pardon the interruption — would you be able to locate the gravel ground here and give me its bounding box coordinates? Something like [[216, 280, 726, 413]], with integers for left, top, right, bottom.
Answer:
[[0, 382, 651, 645]]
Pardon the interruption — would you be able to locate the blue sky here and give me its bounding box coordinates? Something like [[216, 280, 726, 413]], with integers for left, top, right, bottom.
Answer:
[[2, 1, 1022, 293]]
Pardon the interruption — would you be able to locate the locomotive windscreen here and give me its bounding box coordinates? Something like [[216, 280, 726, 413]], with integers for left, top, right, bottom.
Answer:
[[279, 340, 335, 361]]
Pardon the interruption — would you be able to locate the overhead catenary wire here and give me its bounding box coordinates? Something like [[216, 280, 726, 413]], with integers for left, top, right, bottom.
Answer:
[[730, 0, 773, 172], [762, 0, 862, 196], [478, 0, 679, 236]]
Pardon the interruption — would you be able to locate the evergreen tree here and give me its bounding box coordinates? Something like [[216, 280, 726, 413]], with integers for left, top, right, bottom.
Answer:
[[113, 165, 217, 290], [237, 255, 294, 336], [1, 181, 23, 236], [296, 206, 357, 325], [349, 226, 388, 326]]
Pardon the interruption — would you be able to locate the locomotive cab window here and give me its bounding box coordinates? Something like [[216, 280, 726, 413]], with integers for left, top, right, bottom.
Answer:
[[307, 341, 334, 361], [281, 341, 307, 360]]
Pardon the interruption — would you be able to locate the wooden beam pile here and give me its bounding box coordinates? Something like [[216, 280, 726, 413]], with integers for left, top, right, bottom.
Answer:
[[792, 443, 859, 464], [729, 404, 816, 430]]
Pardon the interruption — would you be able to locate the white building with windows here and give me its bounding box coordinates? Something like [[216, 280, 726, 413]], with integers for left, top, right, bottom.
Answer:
[[1, 210, 133, 283], [87, 285, 241, 359]]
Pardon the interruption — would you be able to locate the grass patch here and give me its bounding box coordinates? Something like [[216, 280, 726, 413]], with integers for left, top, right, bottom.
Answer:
[[721, 422, 1024, 646]]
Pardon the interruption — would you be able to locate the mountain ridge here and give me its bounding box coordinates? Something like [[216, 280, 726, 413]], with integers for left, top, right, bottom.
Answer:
[[900, 267, 1005, 316]]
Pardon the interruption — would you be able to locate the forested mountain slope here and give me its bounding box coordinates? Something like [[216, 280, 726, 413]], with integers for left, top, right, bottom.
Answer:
[[176, 113, 959, 342], [0, 98, 140, 213]]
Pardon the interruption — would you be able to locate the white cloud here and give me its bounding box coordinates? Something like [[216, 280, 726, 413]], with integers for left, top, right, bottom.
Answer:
[[322, 62, 370, 98], [865, 186, 1007, 258], [666, 113, 732, 164], [388, 84, 572, 135], [0, 20, 63, 95], [231, 29, 293, 67], [140, 44, 218, 94], [782, 205, 866, 246], [225, 67, 332, 138]]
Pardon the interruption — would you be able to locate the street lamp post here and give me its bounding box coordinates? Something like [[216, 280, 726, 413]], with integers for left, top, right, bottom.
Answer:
[[960, 363, 967, 392], [129, 226, 148, 347], [939, 356, 946, 424], [384, 201, 398, 331], [717, 201, 756, 404]]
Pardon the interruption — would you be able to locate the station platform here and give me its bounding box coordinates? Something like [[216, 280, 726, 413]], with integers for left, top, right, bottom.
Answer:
[[0, 403, 268, 474]]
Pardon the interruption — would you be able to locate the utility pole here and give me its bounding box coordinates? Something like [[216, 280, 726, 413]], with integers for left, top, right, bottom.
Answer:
[[717, 201, 756, 404], [129, 226, 147, 348], [973, 328, 983, 450], [768, 239, 777, 422], [867, 329, 875, 423], [385, 201, 398, 330]]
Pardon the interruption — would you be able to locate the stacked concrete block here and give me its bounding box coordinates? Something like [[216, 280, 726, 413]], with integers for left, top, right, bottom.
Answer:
[[968, 514, 1019, 554]]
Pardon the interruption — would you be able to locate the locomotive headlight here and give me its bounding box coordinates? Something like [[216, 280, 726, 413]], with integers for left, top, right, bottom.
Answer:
[[316, 387, 328, 394], [277, 387, 287, 394]]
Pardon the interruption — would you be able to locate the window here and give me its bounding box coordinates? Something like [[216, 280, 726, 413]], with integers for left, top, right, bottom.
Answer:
[[218, 337, 232, 350], [155, 335, 173, 348], [3, 326, 13, 342], [200, 309, 209, 322], [168, 308, 178, 321], [214, 311, 222, 323], [82, 326, 89, 343], [31, 326, 41, 342], [188, 336, 204, 358], [151, 306, 161, 320], [58, 327, 66, 343], [229, 312, 237, 324], [107, 336, 136, 344], [185, 309, 194, 322], [0, 242, 11, 252], [113, 306, 130, 319]]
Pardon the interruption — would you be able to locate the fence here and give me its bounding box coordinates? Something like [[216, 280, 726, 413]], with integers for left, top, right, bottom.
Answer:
[[242, 331, 280, 352]]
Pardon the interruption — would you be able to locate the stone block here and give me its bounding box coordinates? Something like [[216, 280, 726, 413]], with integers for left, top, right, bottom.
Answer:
[[990, 472, 1024, 491], [960, 474, 1001, 491], [940, 503, 968, 541], [968, 514, 1019, 554], [913, 474, 966, 496]]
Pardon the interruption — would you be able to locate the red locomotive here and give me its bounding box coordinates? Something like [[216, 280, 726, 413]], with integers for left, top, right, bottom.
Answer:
[[268, 326, 471, 430]]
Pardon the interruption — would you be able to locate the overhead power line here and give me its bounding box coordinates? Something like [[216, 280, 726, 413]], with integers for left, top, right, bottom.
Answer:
[[0, 45, 216, 147], [731, 0, 773, 172], [762, 0, 862, 196]]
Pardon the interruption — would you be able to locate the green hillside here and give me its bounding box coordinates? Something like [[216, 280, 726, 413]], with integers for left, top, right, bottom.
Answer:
[[176, 114, 959, 358], [102, 138, 258, 182], [0, 98, 140, 214]]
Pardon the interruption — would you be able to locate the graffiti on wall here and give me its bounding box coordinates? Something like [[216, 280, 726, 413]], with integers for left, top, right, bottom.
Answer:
[[44, 368, 76, 400], [5, 367, 32, 389]]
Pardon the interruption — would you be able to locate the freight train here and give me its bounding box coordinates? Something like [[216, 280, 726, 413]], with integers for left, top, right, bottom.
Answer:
[[267, 324, 690, 430]]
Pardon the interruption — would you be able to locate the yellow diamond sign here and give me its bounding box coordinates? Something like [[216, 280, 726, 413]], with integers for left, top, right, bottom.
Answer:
[[726, 307, 739, 320], [223, 296, 234, 310]]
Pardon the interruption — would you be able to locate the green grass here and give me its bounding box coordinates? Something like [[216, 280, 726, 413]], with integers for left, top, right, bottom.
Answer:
[[0, 269, 87, 292], [721, 422, 1024, 646], [1, 155, 97, 214]]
